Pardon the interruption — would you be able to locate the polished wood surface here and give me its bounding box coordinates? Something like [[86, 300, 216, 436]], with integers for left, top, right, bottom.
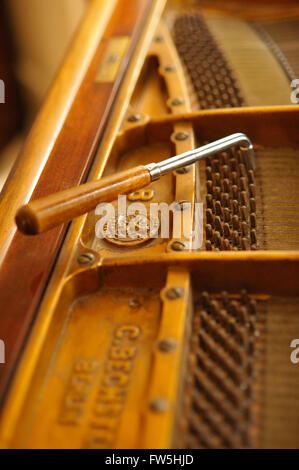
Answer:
[[16, 166, 151, 234]]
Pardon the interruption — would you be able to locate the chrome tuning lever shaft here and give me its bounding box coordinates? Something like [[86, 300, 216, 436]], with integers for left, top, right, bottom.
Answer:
[[146, 132, 255, 181]]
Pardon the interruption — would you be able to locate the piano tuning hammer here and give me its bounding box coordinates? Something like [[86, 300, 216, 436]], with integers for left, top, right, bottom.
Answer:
[[15, 133, 254, 235]]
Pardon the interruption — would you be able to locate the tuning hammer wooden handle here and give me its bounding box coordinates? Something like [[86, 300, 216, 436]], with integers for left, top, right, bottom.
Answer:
[[16, 165, 151, 235]]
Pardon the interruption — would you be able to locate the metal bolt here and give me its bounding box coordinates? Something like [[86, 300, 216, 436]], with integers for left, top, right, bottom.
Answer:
[[158, 338, 177, 352], [165, 65, 176, 72], [107, 54, 118, 64], [154, 35, 164, 42], [129, 297, 141, 309], [175, 166, 191, 175], [149, 397, 169, 413], [173, 200, 191, 211], [174, 131, 189, 141], [164, 287, 184, 300], [171, 97, 185, 106], [77, 252, 95, 266], [127, 114, 142, 123], [170, 240, 186, 251]]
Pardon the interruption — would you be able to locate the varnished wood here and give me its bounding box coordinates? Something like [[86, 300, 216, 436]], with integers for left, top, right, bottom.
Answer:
[[16, 166, 151, 234]]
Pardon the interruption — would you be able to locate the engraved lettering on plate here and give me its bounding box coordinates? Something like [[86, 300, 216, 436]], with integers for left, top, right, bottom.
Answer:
[[58, 358, 98, 426], [85, 324, 141, 448]]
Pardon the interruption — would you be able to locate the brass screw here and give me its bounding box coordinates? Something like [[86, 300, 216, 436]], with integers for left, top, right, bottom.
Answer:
[[149, 397, 169, 413], [165, 287, 184, 300], [77, 252, 95, 266], [171, 97, 185, 106], [170, 240, 186, 251], [158, 338, 177, 352], [129, 298, 141, 309], [127, 114, 142, 123], [174, 131, 189, 141]]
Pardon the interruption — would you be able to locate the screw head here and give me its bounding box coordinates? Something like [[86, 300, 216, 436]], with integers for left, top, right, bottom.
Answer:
[[107, 54, 118, 64], [129, 297, 141, 309], [165, 65, 176, 72], [164, 287, 184, 300], [173, 200, 191, 211], [149, 397, 169, 413], [154, 35, 164, 42], [174, 131, 189, 141], [158, 338, 177, 352], [127, 114, 142, 123], [171, 97, 185, 106], [77, 252, 95, 266], [170, 240, 186, 251]]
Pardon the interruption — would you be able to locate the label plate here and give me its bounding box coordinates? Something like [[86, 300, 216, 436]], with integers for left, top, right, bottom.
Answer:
[[96, 36, 130, 83]]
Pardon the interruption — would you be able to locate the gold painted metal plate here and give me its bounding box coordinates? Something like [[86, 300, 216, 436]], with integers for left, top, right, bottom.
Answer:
[[5, 281, 162, 449], [96, 36, 130, 83]]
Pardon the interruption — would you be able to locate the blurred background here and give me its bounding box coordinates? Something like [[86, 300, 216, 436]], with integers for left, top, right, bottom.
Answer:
[[0, 0, 89, 191]]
